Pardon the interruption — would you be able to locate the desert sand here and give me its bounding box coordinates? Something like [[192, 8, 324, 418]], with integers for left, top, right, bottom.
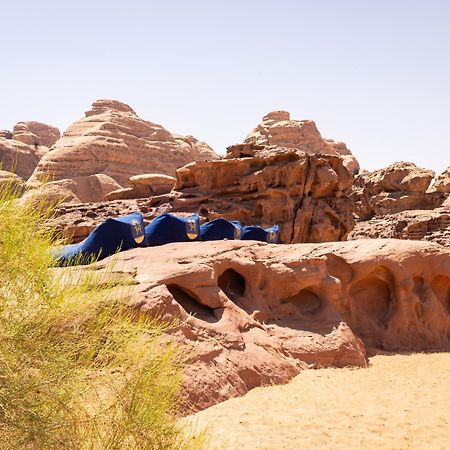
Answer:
[[186, 353, 450, 449]]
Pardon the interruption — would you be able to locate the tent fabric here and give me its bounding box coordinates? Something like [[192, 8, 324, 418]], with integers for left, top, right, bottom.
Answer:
[[145, 213, 200, 246], [199, 218, 242, 241], [54, 212, 147, 266], [240, 224, 279, 243]]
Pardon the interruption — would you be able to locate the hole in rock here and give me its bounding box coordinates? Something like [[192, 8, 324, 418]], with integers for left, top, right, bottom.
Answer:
[[166, 284, 219, 323], [349, 275, 393, 328], [282, 289, 322, 315], [430, 275, 450, 313], [218, 269, 246, 302], [255, 204, 263, 218]]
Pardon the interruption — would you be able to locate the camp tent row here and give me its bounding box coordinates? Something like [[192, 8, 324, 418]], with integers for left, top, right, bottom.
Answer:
[[55, 212, 279, 266]]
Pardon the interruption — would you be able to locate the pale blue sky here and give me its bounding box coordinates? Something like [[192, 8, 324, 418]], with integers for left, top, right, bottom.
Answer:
[[1, 0, 449, 172]]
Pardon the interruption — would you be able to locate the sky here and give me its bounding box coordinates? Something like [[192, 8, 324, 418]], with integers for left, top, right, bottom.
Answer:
[[0, 0, 449, 173]]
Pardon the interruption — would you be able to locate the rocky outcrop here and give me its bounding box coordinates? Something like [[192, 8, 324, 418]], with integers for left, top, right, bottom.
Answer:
[[349, 207, 450, 247], [167, 146, 355, 243], [30, 99, 219, 187], [352, 162, 445, 220], [105, 173, 176, 201], [12, 121, 60, 150], [71, 239, 450, 412], [432, 167, 450, 193], [239, 111, 359, 173], [0, 137, 41, 179], [49, 145, 355, 244], [23, 174, 123, 205], [0, 121, 60, 179]]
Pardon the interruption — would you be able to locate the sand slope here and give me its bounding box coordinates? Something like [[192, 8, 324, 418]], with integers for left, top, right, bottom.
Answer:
[[186, 354, 450, 449]]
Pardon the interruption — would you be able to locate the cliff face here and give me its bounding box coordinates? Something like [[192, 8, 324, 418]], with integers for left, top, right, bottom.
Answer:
[[30, 99, 219, 187]]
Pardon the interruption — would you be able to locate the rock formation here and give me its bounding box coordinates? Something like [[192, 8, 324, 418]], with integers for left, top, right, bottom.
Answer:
[[350, 163, 450, 247], [240, 111, 360, 173], [12, 121, 60, 151], [432, 166, 450, 193], [105, 173, 176, 201], [0, 170, 26, 194], [351, 162, 444, 220], [0, 121, 60, 179], [30, 99, 219, 188], [69, 239, 450, 412]]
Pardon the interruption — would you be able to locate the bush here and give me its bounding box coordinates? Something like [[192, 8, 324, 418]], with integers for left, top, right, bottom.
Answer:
[[0, 182, 204, 449]]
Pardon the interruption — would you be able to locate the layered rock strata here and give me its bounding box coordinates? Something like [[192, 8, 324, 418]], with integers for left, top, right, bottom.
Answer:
[[70, 239, 450, 412], [352, 162, 445, 220], [0, 121, 60, 178], [240, 111, 360, 173], [30, 99, 219, 187]]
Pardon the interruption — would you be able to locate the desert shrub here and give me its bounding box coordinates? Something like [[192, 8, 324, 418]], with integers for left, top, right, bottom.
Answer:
[[0, 182, 204, 450]]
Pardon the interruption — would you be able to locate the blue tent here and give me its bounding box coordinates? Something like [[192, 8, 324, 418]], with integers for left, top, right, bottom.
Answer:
[[145, 213, 200, 246], [199, 218, 242, 241], [241, 224, 279, 243], [54, 212, 147, 266]]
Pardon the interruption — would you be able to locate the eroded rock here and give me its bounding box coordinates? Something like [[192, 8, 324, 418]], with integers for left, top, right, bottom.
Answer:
[[30, 99, 219, 187], [71, 239, 450, 412], [238, 111, 360, 173], [352, 162, 445, 220]]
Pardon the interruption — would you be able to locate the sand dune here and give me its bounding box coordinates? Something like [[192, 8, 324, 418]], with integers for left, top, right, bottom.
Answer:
[[186, 353, 450, 449]]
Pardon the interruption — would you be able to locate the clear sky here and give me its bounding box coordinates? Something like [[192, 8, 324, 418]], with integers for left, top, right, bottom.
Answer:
[[1, 0, 449, 172]]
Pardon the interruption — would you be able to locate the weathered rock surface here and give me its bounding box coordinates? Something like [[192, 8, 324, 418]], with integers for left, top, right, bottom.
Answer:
[[105, 173, 176, 201], [352, 162, 445, 220], [168, 147, 355, 243], [49, 148, 355, 244], [239, 111, 360, 173], [349, 207, 450, 247], [0, 137, 41, 179], [12, 121, 60, 150], [30, 99, 219, 187], [23, 174, 123, 205], [75, 239, 450, 412], [0, 121, 60, 178], [432, 167, 450, 194]]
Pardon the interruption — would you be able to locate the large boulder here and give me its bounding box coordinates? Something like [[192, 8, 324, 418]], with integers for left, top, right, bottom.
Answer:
[[236, 111, 360, 173], [30, 99, 219, 187]]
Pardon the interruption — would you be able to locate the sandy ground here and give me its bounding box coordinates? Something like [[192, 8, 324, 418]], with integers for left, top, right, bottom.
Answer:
[[185, 353, 450, 450]]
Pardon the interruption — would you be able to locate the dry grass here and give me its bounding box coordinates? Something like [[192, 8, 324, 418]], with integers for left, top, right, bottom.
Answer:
[[186, 353, 450, 449]]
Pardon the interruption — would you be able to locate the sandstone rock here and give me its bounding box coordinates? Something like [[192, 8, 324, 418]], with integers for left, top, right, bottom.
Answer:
[[105, 173, 177, 201], [349, 207, 450, 247], [13, 121, 60, 149], [69, 239, 450, 412], [169, 147, 355, 243], [432, 167, 450, 194], [0, 137, 40, 179], [0, 130, 13, 139], [238, 111, 360, 173], [49, 147, 355, 244], [352, 162, 444, 220], [23, 174, 122, 206], [30, 99, 219, 187]]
